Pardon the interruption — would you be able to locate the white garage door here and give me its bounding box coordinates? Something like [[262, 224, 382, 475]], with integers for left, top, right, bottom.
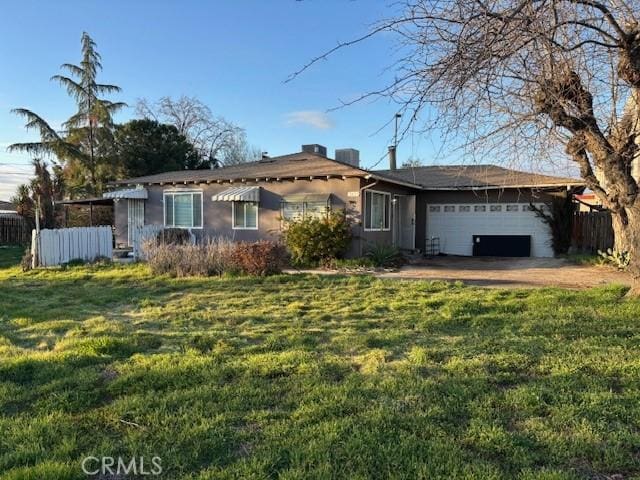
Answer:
[[426, 203, 554, 257]]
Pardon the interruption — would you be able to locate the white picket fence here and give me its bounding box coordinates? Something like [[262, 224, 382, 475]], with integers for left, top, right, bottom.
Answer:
[[32, 226, 113, 267], [131, 224, 164, 259]]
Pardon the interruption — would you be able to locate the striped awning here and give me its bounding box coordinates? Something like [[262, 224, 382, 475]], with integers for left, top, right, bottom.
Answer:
[[103, 188, 148, 200], [212, 186, 260, 202]]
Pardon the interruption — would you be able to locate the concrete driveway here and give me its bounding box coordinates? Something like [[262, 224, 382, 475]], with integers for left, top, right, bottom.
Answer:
[[376, 256, 631, 289]]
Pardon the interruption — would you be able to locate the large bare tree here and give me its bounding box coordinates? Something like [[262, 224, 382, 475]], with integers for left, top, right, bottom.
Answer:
[[291, 0, 640, 283], [136, 96, 259, 167]]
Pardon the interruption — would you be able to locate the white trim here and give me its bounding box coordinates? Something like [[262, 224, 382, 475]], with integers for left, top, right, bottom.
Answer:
[[232, 201, 259, 230], [363, 189, 391, 232], [163, 189, 204, 229]]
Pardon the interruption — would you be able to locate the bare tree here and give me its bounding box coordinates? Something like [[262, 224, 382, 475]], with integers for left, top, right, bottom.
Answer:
[[290, 0, 640, 285], [136, 96, 257, 167]]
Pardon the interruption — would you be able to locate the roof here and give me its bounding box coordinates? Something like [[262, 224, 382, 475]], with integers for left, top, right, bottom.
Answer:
[[56, 197, 114, 206], [111, 152, 370, 185], [0, 200, 16, 212], [109, 151, 583, 191], [375, 164, 584, 190]]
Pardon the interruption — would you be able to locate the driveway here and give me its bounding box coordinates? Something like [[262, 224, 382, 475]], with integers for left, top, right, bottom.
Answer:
[[377, 256, 631, 289]]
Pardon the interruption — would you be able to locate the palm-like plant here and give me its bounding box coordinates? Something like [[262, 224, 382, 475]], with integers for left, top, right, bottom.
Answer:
[[9, 32, 125, 194]]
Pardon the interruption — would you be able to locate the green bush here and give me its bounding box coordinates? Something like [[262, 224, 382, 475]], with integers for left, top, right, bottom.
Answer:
[[365, 243, 403, 268], [282, 211, 352, 266]]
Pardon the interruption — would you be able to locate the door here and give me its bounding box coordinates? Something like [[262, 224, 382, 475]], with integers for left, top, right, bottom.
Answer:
[[393, 195, 416, 250], [127, 199, 145, 247], [425, 203, 554, 257]]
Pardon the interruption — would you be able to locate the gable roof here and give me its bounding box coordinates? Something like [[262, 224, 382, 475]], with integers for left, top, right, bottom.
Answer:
[[110, 151, 583, 191], [375, 164, 583, 190]]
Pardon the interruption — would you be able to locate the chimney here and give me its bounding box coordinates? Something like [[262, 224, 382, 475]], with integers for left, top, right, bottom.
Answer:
[[388, 146, 397, 170], [302, 144, 327, 157], [335, 148, 360, 167]]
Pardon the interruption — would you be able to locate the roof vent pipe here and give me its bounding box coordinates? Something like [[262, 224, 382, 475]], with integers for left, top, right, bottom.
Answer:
[[388, 146, 397, 171]]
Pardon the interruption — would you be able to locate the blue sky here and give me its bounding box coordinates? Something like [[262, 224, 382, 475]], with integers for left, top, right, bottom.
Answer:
[[0, 1, 452, 199]]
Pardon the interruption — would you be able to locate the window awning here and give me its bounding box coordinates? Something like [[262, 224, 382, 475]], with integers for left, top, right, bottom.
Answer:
[[103, 188, 148, 200], [282, 193, 331, 204], [212, 186, 260, 202]]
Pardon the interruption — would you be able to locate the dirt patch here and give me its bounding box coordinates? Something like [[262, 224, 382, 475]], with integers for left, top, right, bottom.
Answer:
[[287, 256, 631, 289], [377, 256, 631, 289]]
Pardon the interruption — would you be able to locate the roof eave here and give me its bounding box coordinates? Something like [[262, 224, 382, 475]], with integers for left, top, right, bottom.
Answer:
[[421, 182, 585, 190]]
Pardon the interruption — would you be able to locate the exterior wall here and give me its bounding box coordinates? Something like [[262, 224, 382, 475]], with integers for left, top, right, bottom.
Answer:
[[113, 178, 568, 258], [114, 177, 365, 256], [416, 188, 566, 255], [356, 178, 418, 255]]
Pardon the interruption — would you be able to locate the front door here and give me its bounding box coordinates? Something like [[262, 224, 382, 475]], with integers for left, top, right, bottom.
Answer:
[[393, 195, 416, 250], [127, 199, 145, 247]]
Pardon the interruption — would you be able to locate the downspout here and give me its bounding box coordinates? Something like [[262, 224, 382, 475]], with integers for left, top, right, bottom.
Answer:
[[358, 178, 379, 256]]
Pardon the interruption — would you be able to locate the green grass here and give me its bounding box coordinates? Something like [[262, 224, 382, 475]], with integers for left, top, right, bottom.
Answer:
[[1, 256, 639, 479], [0, 246, 24, 269]]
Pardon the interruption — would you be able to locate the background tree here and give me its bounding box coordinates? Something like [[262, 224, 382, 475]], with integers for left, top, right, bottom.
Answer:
[[292, 0, 640, 283], [9, 32, 125, 196], [401, 157, 423, 168], [136, 96, 259, 167], [113, 119, 201, 177], [11, 159, 63, 229]]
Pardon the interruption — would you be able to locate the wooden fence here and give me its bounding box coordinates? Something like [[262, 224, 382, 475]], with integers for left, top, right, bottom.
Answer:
[[571, 211, 614, 253], [0, 216, 30, 245], [32, 226, 113, 267], [131, 224, 164, 259]]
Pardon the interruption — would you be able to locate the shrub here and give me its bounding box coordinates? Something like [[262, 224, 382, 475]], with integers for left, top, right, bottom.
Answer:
[[598, 248, 631, 270], [282, 211, 352, 266], [155, 228, 192, 245], [142, 237, 286, 277], [231, 241, 288, 276], [142, 237, 235, 277], [365, 243, 403, 268]]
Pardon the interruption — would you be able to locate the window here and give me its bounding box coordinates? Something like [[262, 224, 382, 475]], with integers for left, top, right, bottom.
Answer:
[[364, 190, 390, 231], [490, 205, 502, 212], [282, 201, 328, 221], [474, 205, 486, 212], [429, 205, 441, 213], [444, 205, 455, 212], [506, 204, 519, 212], [164, 191, 202, 228], [233, 202, 258, 229], [459, 205, 471, 212]]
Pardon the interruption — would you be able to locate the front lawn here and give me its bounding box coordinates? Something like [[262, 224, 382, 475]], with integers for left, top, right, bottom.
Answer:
[[0, 259, 639, 479]]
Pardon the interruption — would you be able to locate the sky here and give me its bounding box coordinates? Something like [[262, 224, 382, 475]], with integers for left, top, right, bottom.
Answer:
[[0, 0, 451, 199], [0, 0, 569, 201]]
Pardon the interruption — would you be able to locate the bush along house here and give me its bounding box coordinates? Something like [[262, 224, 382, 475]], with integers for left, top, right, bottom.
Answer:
[[105, 144, 584, 258]]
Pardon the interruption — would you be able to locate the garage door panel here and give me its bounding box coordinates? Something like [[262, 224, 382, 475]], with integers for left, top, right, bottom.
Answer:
[[426, 203, 553, 257]]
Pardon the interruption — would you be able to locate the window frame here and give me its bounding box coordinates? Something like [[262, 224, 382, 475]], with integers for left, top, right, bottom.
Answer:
[[232, 201, 259, 230], [363, 189, 391, 232], [281, 200, 331, 222], [163, 189, 203, 229]]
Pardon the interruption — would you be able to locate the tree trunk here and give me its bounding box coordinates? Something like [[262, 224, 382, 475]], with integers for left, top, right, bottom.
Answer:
[[611, 203, 640, 292]]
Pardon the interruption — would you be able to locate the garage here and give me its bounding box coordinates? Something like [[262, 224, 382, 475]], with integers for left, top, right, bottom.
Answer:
[[425, 203, 554, 257]]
